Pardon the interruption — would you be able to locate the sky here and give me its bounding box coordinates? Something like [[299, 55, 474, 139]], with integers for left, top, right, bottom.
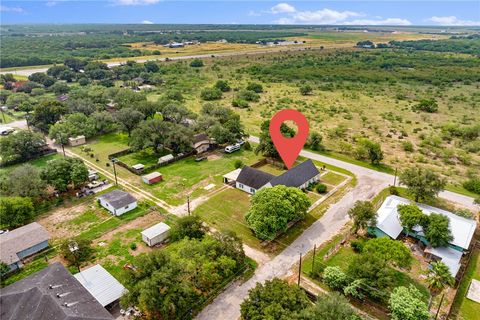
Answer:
[[0, 1, 479, 26]]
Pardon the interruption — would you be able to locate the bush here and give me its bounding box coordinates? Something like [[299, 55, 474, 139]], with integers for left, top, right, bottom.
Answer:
[[454, 208, 474, 219], [215, 80, 230, 92], [316, 183, 327, 193], [463, 177, 480, 194], [190, 59, 204, 67], [130, 242, 137, 250], [232, 99, 249, 108], [350, 240, 364, 253], [402, 141, 414, 152], [237, 90, 260, 102], [246, 82, 263, 93], [234, 160, 244, 169], [323, 266, 349, 290], [389, 186, 399, 195], [200, 87, 222, 101], [243, 141, 252, 151], [413, 99, 438, 113]]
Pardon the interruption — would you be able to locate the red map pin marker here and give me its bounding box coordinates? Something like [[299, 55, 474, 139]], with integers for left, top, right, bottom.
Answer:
[[269, 109, 309, 169]]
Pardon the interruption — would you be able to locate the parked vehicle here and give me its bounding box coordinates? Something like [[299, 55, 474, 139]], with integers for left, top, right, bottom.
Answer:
[[195, 156, 207, 162], [225, 144, 241, 153]]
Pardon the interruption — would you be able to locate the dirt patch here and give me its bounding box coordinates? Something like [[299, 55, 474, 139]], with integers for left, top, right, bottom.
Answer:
[[37, 202, 92, 240], [207, 154, 220, 160]]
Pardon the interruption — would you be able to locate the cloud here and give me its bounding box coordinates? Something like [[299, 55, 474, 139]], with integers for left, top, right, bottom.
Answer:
[[275, 8, 360, 24], [0, 5, 25, 13], [248, 10, 261, 17], [141, 20, 154, 24], [113, 0, 160, 6], [46, 1, 57, 7], [270, 3, 296, 14], [427, 16, 480, 26], [344, 18, 412, 26]]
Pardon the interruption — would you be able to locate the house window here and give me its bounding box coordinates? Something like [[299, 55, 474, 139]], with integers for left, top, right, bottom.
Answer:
[[239, 183, 244, 189], [124, 205, 129, 209], [250, 188, 255, 193]]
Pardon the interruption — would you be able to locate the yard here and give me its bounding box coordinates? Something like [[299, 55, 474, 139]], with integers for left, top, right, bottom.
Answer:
[[0, 152, 60, 175], [451, 249, 480, 320]]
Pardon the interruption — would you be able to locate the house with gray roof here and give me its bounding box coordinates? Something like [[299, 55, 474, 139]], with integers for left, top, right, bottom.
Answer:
[[0, 262, 114, 320], [97, 189, 137, 216], [234, 160, 320, 194], [0, 222, 50, 272]]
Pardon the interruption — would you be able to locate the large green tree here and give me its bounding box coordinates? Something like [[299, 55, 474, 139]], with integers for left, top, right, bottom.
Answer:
[[245, 185, 311, 240], [398, 204, 427, 234], [0, 164, 46, 198], [0, 130, 46, 164], [255, 120, 295, 158], [400, 167, 446, 202], [41, 157, 88, 192], [170, 215, 207, 241], [0, 197, 35, 228], [389, 285, 429, 320], [296, 292, 361, 320], [30, 100, 67, 132], [115, 107, 145, 137], [240, 278, 310, 320], [363, 238, 413, 269], [347, 200, 376, 234], [426, 261, 455, 294], [424, 213, 453, 247]]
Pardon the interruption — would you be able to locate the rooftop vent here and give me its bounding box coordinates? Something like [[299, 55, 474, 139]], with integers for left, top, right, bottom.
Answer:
[[49, 284, 63, 289], [56, 292, 71, 298]]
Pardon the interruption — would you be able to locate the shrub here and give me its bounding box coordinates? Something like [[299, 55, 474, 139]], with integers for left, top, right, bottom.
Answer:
[[454, 208, 474, 219], [200, 87, 222, 101], [237, 90, 260, 102], [323, 266, 349, 290], [413, 99, 438, 113], [232, 99, 249, 108], [243, 141, 252, 151], [234, 160, 244, 169], [389, 186, 399, 195], [316, 183, 327, 193], [190, 59, 204, 67], [402, 141, 414, 152], [215, 80, 231, 92], [246, 82, 263, 93], [130, 242, 137, 250], [350, 240, 364, 253], [463, 177, 480, 194]]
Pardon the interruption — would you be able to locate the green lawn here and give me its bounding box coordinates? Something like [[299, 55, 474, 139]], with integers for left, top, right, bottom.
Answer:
[[256, 163, 286, 176], [452, 250, 480, 320], [118, 147, 169, 167], [321, 171, 347, 186], [70, 132, 130, 163], [145, 149, 263, 205], [0, 153, 61, 175]]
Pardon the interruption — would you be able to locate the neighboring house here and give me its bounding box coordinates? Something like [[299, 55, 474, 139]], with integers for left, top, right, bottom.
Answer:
[[142, 172, 163, 185], [0, 262, 114, 320], [57, 94, 69, 102], [97, 190, 137, 216], [0, 222, 50, 272], [192, 133, 211, 154], [141, 222, 171, 246], [68, 135, 86, 147], [370, 195, 477, 276], [233, 160, 321, 194], [74, 264, 127, 307]]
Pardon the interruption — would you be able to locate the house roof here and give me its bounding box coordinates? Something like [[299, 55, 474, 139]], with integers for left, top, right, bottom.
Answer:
[[0, 262, 114, 320], [74, 265, 126, 307], [236, 166, 275, 190], [193, 133, 209, 144], [269, 160, 320, 188], [222, 168, 242, 182], [97, 190, 136, 210], [141, 222, 171, 239], [424, 246, 462, 276], [376, 195, 477, 250], [0, 222, 50, 265], [142, 172, 162, 180]]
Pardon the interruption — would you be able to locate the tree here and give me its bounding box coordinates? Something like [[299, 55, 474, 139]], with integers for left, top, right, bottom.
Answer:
[[307, 132, 323, 151], [50, 81, 69, 95], [49, 113, 96, 141], [0, 197, 35, 228], [165, 123, 194, 154], [170, 215, 207, 241], [91, 111, 117, 134], [348, 253, 395, 296], [424, 213, 453, 247], [214, 80, 231, 92], [136, 101, 158, 119], [426, 261, 455, 294], [144, 61, 159, 73], [389, 285, 429, 320], [200, 87, 222, 101], [296, 292, 361, 320], [129, 118, 169, 153], [398, 204, 427, 234], [60, 239, 94, 266], [363, 238, 413, 269], [0, 130, 46, 164], [41, 158, 88, 192], [30, 100, 67, 132], [115, 107, 144, 137], [237, 89, 260, 102], [198, 104, 245, 144], [255, 120, 295, 158], [400, 167, 446, 202], [246, 82, 263, 93], [347, 200, 376, 234], [0, 262, 10, 277], [160, 103, 193, 124], [322, 266, 349, 290], [245, 185, 311, 240], [0, 164, 46, 198], [240, 278, 310, 320], [190, 59, 204, 67], [299, 84, 313, 95], [355, 138, 384, 164], [414, 98, 438, 113], [463, 177, 480, 194]]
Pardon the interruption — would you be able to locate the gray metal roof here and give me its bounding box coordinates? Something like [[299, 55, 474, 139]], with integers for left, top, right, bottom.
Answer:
[[97, 190, 137, 210], [74, 265, 126, 307], [0, 222, 50, 265], [141, 222, 171, 239], [236, 166, 275, 190], [0, 262, 114, 320], [269, 160, 320, 188]]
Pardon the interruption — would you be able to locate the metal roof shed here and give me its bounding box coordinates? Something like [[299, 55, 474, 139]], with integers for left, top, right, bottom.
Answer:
[[141, 222, 171, 246], [74, 264, 127, 307]]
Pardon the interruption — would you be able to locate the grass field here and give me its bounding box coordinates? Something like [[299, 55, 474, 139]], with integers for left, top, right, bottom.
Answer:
[[451, 249, 480, 320], [0, 153, 61, 175]]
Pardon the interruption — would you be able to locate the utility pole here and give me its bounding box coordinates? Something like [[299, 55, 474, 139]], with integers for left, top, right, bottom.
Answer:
[[187, 195, 191, 215], [61, 144, 66, 157], [297, 253, 302, 286], [0, 108, 6, 124], [68, 240, 81, 273], [312, 244, 316, 272], [393, 167, 398, 186], [434, 293, 445, 320], [111, 158, 118, 186]]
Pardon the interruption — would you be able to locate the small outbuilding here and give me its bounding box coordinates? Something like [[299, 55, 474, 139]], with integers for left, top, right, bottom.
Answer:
[[222, 168, 242, 185], [68, 135, 86, 147], [132, 163, 145, 173], [158, 154, 174, 164], [141, 222, 171, 246], [142, 172, 163, 185], [97, 190, 137, 216], [192, 133, 211, 154], [74, 264, 127, 307]]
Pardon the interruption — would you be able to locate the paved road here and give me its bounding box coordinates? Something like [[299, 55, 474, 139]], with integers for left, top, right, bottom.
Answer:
[[0, 46, 316, 77], [249, 136, 477, 211]]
